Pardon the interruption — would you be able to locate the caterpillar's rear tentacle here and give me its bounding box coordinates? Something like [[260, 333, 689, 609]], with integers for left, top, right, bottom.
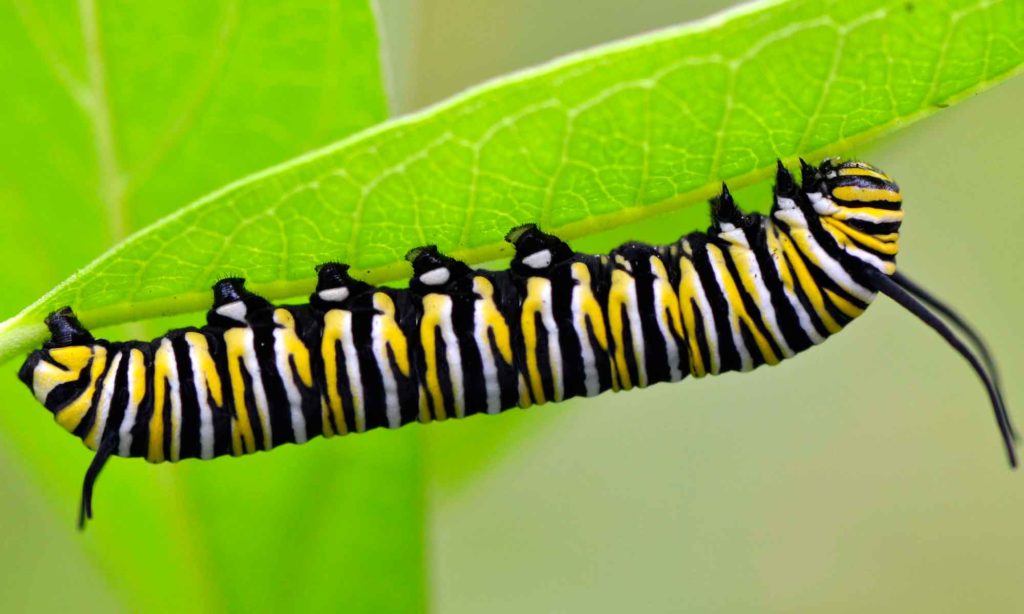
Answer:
[[891, 272, 1004, 389], [866, 268, 1017, 467], [79, 434, 117, 530]]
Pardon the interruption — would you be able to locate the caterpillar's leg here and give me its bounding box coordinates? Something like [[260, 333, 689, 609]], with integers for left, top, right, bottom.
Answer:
[[406, 245, 475, 292], [44, 307, 94, 346], [505, 224, 574, 276], [207, 277, 273, 327]]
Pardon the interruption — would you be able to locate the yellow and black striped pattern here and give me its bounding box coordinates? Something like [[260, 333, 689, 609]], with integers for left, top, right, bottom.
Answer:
[[19, 159, 903, 465]]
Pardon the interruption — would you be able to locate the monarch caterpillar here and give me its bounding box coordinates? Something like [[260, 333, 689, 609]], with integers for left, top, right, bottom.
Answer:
[[17, 159, 1015, 528]]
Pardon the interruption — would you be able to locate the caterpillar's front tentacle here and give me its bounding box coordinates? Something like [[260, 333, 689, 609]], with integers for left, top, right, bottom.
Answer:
[[865, 267, 1017, 468], [891, 270, 1016, 441]]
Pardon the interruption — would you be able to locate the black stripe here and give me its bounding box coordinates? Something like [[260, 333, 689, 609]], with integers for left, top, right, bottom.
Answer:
[[171, 335, 202, 460], [747, 222, 812, 354]]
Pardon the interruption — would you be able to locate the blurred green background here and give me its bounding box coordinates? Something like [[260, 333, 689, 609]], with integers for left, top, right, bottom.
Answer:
[[2, 1, 1023, 612]]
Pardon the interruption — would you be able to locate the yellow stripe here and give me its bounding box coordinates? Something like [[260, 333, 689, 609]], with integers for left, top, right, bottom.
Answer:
[[607, 268, 635, 390], [650, 257, 684, 340], [321, 310, 348, 436], [128, 348, 147, 420], [185, 332, 223, 407], [832, 185, 901, 203], [32, 346, 93, 402], [520, 277, 549, 403], [836, 167, 891, 181], [826, 289, 865, 318], [675, 257, 707, 377], [570, 264, 610, 351], [729, 245, 794, 358], [55, 346, 107, 433], [822, 217, 899, 255], [147, 342, 176, 462], [570, 263, 615, 388], [273, 309, 313, 387], [374, 293, 413, 376], [85, 352, 123, 450], [418, 385, 432, 421], [707, 245, 779, 366], [48, 346, 92, 371], [420, 293, 450, 419], [224, 328, 257, 455], [776, 230, 842, 334], [472, 278, 514, 365]]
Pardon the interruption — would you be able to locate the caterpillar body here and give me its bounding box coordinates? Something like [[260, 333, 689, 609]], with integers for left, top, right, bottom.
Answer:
[[17, 159, 1016, 528]]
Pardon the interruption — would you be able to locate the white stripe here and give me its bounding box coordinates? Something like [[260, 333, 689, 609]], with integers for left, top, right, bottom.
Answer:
[[159, 339, 184, 462], [522, 249, 552, 269], [841, 243, 891, 272], [836, 209, 903, 223], [471, 280, 503, 413], [371, 295, 403, 427], [649, 258, 683, 382], [117, 350, 144, 457], [237, 328, 273, 448], [536, 279, 565, 401], [768, 225, 825, 344], [319, 287, 350, 303], [435, 296, 466, 418], [775, 209, 874, 302], [273, 324, 308, 444], [339, 312, 366, 432], [420, 267, 450, 286], [570, 265, 600, 396], [216, 300, 247, 323], [730, 247, 795, 358], [705, 246, 753, 371], [185, 337, 217, 459], [622, 275, 648, 387], [679, 259, 722, 375], [93, 352, 122, 448]]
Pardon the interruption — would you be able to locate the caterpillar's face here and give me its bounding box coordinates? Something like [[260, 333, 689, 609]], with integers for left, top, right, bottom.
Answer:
[[819, 160, 902, 211], [774, 159, 904, 276]]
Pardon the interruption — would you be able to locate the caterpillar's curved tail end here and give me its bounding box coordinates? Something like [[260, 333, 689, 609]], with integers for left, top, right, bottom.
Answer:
[[79, 437, 116, 530], [866, 268, 1018, 468]]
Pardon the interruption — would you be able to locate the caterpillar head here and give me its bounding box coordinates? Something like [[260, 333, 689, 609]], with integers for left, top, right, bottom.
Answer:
[[774, 159, 904, 276], [18, 309, 106, 434]]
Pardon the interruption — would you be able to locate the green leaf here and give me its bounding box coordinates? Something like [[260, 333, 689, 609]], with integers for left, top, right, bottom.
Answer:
[[0, 1, 426, 612], [3, 0, 1022, 363]]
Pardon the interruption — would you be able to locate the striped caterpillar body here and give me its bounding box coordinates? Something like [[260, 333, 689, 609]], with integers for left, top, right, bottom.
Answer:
[[17, 159, 1016, 528]]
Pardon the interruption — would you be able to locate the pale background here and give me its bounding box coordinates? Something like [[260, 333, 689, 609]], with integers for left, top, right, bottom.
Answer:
[[385, 1, 1024, 612]]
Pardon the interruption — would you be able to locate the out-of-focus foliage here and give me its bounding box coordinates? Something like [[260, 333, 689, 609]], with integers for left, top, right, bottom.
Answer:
[[0, 2, 426, 612]]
